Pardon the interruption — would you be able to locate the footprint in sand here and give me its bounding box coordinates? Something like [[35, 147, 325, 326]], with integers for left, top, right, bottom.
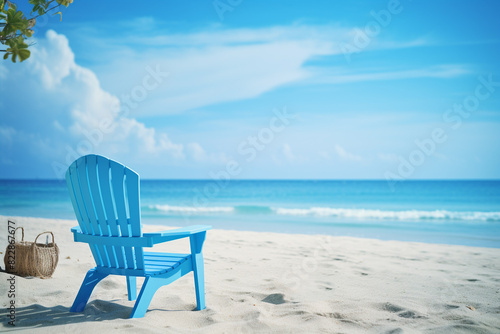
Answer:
[[382, 303, 425, 319], [385, 329, 404, 334], [383, 303, 405, 313], [262, 293, 286, 305]]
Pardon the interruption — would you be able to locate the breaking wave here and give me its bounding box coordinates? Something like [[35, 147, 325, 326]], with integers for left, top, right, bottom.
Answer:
[[145, 204, 500, 221], [274, 207, 500, 221]]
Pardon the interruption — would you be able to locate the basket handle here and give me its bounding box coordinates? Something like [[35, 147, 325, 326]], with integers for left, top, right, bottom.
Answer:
[[13, 227, 24, 242], [34, 231, 55, 245], [32, 231, 58, 279]]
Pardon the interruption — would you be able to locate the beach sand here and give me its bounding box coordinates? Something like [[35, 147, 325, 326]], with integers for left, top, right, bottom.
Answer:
[[0, 215, 499, 333]]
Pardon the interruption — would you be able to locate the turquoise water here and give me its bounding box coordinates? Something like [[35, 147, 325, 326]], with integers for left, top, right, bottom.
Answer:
[[1, 180, 499, 248]]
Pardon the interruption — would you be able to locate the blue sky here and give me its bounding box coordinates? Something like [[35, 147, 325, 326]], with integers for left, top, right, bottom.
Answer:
[[1, 0, 499, 179]]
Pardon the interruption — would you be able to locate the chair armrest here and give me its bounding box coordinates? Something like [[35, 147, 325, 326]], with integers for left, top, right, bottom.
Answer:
[[143, 225, 211, 244], [143, 225, 211, 237], [71, 224, 210, 246], [71, 225, 155, 247], [71, 226, 82, 233]]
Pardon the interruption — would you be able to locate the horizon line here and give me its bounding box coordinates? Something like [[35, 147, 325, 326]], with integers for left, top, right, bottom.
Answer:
[[1, 178, 500, 182]]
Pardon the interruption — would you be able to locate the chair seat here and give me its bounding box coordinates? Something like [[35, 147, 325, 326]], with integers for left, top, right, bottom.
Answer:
[[143, 252, 191, 276]]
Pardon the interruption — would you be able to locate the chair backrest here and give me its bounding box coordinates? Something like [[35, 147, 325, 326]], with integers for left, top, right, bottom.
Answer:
[[65, 154, 145, 271]]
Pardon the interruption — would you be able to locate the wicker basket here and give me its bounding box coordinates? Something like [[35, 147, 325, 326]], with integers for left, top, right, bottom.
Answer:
[[4, 227, 59, 278]]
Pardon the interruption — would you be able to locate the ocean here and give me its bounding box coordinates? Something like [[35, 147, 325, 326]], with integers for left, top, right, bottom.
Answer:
[[1, 180, 499, 248]]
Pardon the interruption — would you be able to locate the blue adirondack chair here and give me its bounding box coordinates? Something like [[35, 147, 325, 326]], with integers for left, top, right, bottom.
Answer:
[[65, 154, 211, 318]]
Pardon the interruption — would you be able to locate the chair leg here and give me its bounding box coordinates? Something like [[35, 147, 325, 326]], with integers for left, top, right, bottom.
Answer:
[[192, 253, 206, 310], [190, 232, 207, 311], [126, 276, 137, 301], [70, 268, 108, 312], [129, 276, 163, 318]]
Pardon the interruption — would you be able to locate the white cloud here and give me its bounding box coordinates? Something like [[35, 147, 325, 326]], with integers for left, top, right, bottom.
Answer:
[[311, 64, 470, 85], [188, 142, 207, 162], [433, 152, 449, 161], [0, 126, 16, 145], [375, 37, 429, 51], [31, 30, 75, 89], [124, 24, 344, 49], [0, 63, 7, 80], [151, 41, 315, 114], [187, 142, 229, 164], [335, 144, 363, 162], [378, 153, 399, 163], [282, 143, 296, 162], [71, 24, 438, 117], [0, 30, 188, 177], [84, 25, 347, 117], [318, 151, 332, 160]]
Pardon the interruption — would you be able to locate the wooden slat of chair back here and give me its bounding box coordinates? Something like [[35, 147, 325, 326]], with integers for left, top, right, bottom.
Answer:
[[66, 154, 145, 271]]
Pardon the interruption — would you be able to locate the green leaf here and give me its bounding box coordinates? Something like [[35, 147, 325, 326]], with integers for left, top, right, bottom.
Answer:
[[5, 8, 29, 35], [56, 0, 73, 7], [6, 1, 16, 11], [17, 48, 30, 61], [5, 35, 30, 62], [53, 11, 62, 21], [29, 0, 50, 13], [2, 0, 69, 63]]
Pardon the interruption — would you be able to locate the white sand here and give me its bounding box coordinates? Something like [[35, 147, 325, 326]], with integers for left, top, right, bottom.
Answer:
[[1, 215, 499, 333]]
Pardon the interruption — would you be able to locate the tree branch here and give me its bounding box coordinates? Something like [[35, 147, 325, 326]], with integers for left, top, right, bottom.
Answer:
[[0, 33, 23, 41], [31, 2, 61, 20]]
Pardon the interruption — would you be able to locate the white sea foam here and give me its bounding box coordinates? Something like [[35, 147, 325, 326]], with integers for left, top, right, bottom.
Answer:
[[146, 203, 500, 221], [149, 204, 234, 214], [274, 207, 500, 221]]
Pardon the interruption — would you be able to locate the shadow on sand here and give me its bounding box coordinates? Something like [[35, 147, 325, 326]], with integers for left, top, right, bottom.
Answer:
[[0, 300, 134, 331]]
